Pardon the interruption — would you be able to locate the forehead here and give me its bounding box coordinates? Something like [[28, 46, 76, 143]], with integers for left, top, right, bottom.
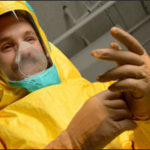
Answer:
[[0, 14, 34, 34]]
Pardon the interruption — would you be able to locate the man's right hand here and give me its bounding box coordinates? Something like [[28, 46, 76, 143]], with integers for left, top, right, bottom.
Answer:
[[46, 90, 136, 149]]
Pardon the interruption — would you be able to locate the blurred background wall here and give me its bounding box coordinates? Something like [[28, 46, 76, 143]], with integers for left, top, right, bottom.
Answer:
[[29, 1, 150, 81]]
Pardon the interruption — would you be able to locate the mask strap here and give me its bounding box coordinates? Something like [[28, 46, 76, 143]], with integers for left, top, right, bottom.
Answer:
[[12, 10, 19, 22]]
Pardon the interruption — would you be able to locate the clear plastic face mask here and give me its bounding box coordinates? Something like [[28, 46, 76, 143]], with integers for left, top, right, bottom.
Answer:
[[15, 41, 48, 78]]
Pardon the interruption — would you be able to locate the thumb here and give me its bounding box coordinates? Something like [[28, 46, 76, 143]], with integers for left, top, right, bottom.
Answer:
[[117, 119, 137, 133]]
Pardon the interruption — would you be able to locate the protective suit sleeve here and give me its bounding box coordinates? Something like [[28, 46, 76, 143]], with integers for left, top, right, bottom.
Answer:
[[45, 95, 108, 149], [45, 130, 74, 149], [0, 138, 6, 149], [133, 120, 150, 149], [45, 90, 137, 149]]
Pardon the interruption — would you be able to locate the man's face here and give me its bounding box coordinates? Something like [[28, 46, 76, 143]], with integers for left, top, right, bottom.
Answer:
[[0, 14, 44, 81]]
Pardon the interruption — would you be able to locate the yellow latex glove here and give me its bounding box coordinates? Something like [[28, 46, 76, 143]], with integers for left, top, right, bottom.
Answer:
[[91, 27, 150, 120], [45, 90, 136, 149]]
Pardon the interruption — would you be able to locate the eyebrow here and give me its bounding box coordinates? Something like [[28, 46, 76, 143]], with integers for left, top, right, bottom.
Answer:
[[0, 37, 10, 44], [24, 30, 36, 36]]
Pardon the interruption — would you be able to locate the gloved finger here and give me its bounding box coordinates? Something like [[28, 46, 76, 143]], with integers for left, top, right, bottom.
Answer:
[[109, 78, 144, 94], [109, 108, 131, 121], [103, 99, 128, 109], [96, 90, 122, 100], [91, 49, 144, 66], [110, 42, 122, 66], [110, 27, 145, 55], [97, 65, 146, 82], [110, 42, 122, 50], [116, 119, 137, 132]]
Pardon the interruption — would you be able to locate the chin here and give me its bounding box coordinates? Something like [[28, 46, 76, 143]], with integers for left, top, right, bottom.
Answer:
[[9, 74, 25, 81]]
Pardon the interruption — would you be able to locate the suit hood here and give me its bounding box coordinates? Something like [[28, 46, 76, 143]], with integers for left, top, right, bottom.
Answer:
[[0, 1, 81, 108]]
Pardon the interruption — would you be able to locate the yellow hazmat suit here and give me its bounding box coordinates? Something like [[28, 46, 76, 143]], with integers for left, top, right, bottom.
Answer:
[[0, 1, 149, 149]]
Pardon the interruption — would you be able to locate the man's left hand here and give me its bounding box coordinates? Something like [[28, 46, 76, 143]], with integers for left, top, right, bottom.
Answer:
[[91, 27, 150, 120]]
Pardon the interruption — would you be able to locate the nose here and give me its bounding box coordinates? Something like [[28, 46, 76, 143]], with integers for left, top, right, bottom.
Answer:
[[15, 39, 28, 50], [15, 42, 31, 63], [14, 40, 23, 52]]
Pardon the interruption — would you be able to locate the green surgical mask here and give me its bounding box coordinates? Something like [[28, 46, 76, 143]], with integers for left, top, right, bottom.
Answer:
[[9, 64, 61, 92]]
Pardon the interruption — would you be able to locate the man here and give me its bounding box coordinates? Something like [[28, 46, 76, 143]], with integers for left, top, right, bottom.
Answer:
[[0, 1, 149, 149]]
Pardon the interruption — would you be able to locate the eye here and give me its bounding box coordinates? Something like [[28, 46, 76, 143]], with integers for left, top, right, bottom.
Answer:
[[26, 37, 33, 41], [4, 44, 11, 49], [25, 36, 36, 43], [1, 43, 14, 52]]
